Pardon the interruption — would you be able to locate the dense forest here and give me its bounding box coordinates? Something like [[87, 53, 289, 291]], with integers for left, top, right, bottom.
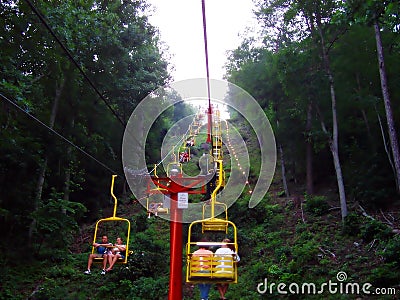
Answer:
[[1, 0, 400, 299]]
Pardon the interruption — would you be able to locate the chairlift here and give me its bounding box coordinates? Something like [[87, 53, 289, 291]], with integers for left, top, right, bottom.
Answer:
[[91, 175, 131, 264], [167, 162, 182, 177], [185, 158, 238, 284], [202, 201, 228, 233], [186, 219, 238, 283], [146, 191, 170, 217]]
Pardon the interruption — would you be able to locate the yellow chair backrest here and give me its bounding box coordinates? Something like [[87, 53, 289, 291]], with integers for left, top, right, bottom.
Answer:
[[214, 254, 234, 274], [187, 253, 236, 281]]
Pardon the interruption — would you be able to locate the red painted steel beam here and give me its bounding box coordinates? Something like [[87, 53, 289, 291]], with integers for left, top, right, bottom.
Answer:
[[168, 192, 182, 300]]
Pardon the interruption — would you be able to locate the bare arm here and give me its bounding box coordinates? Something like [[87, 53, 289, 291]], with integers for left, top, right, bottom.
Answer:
[[116, 244, 126, 251]]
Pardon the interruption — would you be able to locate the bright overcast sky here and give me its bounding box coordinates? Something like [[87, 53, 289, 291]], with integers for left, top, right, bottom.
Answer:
[[146, 0, 260, 82]]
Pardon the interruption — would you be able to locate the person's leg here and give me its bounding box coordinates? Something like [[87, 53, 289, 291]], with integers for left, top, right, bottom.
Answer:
[[198, 283, 207, 299], [223, 283, 229, 295], [102, 254, 109, 271], [106, 254, 120, 271], [204, 283, 211, 299], [109, 253, 113, 266], [217, 284, 224, 298], [219, 284, 228, 299], [87, 254, 94, 270], [85, 254, 98, 274], [106, 255, 115, 271], [199, 283, 212, 299]]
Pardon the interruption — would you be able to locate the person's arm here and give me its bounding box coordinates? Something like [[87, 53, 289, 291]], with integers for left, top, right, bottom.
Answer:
[[116, 244, 126, 251], [97, 242, 113, 247], [234, 251, 240, 262]]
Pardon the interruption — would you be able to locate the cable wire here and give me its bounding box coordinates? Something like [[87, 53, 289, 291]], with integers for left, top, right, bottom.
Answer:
[[201, 0, 214, 145], [24, 0, 126, 128], [1, 93, 120, 175], [147, 119, 194, 175]]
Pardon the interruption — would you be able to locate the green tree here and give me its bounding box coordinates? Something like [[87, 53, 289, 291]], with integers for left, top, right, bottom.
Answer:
[[0, 0, 170, 246], [344, 0, 400, 193], [256, 0, 349, 220]]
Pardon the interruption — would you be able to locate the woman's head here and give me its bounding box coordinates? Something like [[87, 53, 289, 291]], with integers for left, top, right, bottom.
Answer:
[[222, 238, 234, 251]]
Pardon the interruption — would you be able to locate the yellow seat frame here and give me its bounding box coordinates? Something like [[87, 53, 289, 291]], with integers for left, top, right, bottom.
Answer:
[[202, 201, 228, 233], [91, 175, 131, 264], [186, 220, 238, 284], [91, 216, 131, 264]]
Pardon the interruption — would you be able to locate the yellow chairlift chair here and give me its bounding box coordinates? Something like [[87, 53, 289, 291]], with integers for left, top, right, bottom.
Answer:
[[91, 175, 131, 264]]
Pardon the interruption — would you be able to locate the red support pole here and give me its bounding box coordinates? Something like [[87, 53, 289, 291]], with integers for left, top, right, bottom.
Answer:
[[206, 106, 212, 143], [168, 192, 182, 300]]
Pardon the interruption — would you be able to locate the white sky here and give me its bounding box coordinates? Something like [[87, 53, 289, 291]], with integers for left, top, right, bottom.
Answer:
[[146, 0, 260, 81]]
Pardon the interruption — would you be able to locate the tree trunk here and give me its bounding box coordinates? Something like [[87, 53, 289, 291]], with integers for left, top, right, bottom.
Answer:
[[279, 144, 290, 197], [63, 116, 75, 206], [306, 101, 314, 195], [29, 77, 65, 243], [374, 18, 400, 192], [317, 25, 348, 221], [375, 106, 395, 175], [355, 73, 373, 142]]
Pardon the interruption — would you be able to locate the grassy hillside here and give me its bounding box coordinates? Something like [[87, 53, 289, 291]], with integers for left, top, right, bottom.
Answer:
[[2, 120, 400, 299], [2, 174, 400, 299]]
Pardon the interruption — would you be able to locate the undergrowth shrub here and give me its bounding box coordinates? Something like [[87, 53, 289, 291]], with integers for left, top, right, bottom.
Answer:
[[128, 276, 168, 299], [34, 277, 72, 300], [246, 260, 269, 282], [360, 219, 392, 242], [274, 245, 291, 263], [304, 194, 329, 216], [32, 190, 87, 254], [367, 262, 400, 288], [47, 265, 76, 278], [343, 213, 362, 236], [291, 239, 319, 268], [263, 231, 285, 252], [380, 236, 400, 267], [97, 281, 118, 296]]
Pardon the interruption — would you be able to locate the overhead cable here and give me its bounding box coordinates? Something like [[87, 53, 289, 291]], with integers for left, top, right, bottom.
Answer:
[[24, 0, 126, 128], [1, 92, 120, 175], [201, 0, 213, 144]]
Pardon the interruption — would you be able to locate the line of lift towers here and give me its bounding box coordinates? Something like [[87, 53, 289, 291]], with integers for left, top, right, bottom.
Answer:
[[91, 106, 238, 300]]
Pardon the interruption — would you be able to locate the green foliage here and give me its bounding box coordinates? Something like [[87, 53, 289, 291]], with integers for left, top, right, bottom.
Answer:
[[274, 244, 292, 263], [343, 212, 363, 236], [46, 264, 77, 279], [1, 0, 400, 298], [380, 236, 400, 267], [344, 0, 400, 27], [31, 190, 87, 251], [360, 219, 392, 242], [367, 262, 400, 288], [0, 0, 170, 238], [291, 239, 319, 267], [128, 276, 169, 299], [304, 194, 329, 216], [119, 249, 165, 281]]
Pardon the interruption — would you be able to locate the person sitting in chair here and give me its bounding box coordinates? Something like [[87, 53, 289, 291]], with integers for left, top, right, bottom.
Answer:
[[214, 238, 240, 300], [192, 239, 214, 300], [84, 235, 112, 275], [105, 237, 126, 272]]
